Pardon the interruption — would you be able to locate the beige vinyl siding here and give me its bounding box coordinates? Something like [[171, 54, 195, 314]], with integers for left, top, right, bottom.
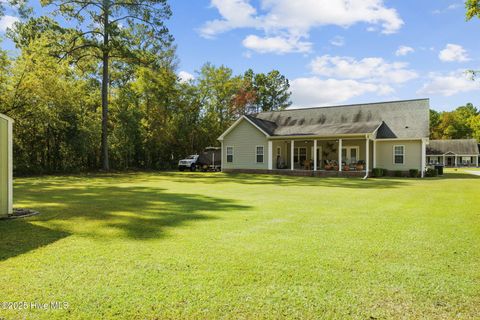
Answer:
[[0, 117, 9, 215], [375, 140, 422, 171], [222, 119, 269, 170]]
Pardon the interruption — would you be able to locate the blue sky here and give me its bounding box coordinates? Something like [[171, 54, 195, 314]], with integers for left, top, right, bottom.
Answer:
[[1, 0, 480, 111]]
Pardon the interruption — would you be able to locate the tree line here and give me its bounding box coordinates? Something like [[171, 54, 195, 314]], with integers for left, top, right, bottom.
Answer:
[[0, 1, 291, 175], [430, 104, 480, 141]]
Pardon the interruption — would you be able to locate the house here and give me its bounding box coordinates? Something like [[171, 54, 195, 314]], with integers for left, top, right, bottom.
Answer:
[[426, 139, 479, 167], [0, 113, 13, 216], [218, 99, 430, 177]]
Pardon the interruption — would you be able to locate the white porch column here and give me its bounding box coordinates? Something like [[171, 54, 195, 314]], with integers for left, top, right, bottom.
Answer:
[[268, 140, 273, 170], [373, 140, 377, 169], [455, 155, 458, 167], [365, 138, 370, 176], [313, 140, 318, 171], [476, 156, 479, 167], [291, 140, 295, 170], [338, 139, 343, 171], [421, 138, 426, 178], [220, 141, 224, 172], [7, 118, 13, 214], [443, 155, 446, 166]]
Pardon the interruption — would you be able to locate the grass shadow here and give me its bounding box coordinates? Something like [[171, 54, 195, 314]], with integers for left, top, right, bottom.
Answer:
[[157, 172, 411, 189], [0, 220, 70, 261], [13, 182, 250, 241]]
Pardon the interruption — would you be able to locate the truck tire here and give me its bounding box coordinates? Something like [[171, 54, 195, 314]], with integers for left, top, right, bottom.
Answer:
[[179, 167, 185, 172]]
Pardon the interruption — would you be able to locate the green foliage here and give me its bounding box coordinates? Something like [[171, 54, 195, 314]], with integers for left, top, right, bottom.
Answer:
[[466, 0, 480, 20], [394, 170, 403, 177], [372, 168, 385, 177], [409, 169, 419, 178], [38, 0, 175, 171], [243, 68, 292, 113], [430, 104, 480, 139], [425, 168, 438, 177], [1, 16, 293, 174]]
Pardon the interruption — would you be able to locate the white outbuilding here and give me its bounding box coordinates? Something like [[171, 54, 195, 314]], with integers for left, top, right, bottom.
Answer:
[[0, 113, 13, 216]]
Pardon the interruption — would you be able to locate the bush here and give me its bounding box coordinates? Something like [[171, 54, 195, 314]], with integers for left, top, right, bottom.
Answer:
[[425, 168, 438, 177], [372, 168, 384, 177], [409, 169, 419, 178], [394, 170, 403, 177]]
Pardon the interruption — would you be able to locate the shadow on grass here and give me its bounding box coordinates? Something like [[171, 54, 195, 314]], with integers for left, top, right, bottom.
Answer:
[[156, 172, 411, 189], [2, 182, 250, 260], [0, 220, 70, 261]]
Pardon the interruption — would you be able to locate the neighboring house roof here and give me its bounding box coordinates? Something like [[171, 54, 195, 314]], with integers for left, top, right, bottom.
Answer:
[[427, 139, 480, 155], [250, 99, 429, 139]]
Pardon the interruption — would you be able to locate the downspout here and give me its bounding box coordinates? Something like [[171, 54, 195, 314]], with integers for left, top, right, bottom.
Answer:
[[363, 134, 370, 180]]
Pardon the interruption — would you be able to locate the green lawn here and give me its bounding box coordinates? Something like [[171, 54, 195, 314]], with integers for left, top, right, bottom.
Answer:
[[1, 171, 479, 319]]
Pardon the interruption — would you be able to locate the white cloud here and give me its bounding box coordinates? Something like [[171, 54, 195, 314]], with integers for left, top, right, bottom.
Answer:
[[439, 44, 469, 62], [330, 36, 345, 47], [0, 15, 19, 32], [395, 45, 414, 56], [178, 71, 195, 83], [290, 77, 393, 107], [242, 35, 312, 54], [200, 0, 259, 38], [433, 3, 461, 14], [200, 0, 403, 53], [310, 55, 418, 84], [288, 54, 418, 107], [418, 71, 480, 96]]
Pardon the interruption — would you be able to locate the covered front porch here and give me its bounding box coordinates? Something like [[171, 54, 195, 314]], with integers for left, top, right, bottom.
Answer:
[[267, 136, 374, 175], [427, 153, 479, 167]]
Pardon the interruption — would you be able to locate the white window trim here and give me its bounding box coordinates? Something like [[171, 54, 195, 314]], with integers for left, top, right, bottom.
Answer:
[[256, 145, 265, 163], [226, 146, 234, 163], [393, 145, 405, 165]]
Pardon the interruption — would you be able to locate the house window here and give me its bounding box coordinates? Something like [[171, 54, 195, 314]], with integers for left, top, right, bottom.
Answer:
[[277, 146, 281, 157], [256, 146, 264, 163], [394, 145, 405, 164], [294, 147, 307, 165], [226, 146, 234, 163]]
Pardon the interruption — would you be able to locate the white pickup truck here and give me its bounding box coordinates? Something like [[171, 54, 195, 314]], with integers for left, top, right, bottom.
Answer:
[[178, 155, 199, 172], [178, 148, 221, 172]]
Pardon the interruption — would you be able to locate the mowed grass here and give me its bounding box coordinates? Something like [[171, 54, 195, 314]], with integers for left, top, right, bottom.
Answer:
[[1, 171, 479, 319]]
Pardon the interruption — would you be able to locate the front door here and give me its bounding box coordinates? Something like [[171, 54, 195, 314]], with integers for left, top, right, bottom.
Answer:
[[447, 157, 453, 166], [294, 147, 307, 168], [342, 146, 359, 165]]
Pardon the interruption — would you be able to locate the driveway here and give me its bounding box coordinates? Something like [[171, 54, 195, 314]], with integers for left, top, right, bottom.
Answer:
[[466, 171, 480, 176]]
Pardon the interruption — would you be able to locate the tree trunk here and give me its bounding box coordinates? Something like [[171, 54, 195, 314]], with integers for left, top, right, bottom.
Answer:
[[101, 5, 110, 171]]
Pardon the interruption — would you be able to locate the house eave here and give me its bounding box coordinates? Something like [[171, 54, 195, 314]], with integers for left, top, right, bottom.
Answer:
[[218, 115, 271, 141]]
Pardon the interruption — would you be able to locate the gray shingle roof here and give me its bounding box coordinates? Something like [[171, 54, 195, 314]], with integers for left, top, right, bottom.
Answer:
[[252, 99, 430, 139], [427, 139, 480, 155]]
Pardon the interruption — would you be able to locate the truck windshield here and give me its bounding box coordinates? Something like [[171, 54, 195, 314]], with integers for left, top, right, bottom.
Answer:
[[186, 155, 196, 159]]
